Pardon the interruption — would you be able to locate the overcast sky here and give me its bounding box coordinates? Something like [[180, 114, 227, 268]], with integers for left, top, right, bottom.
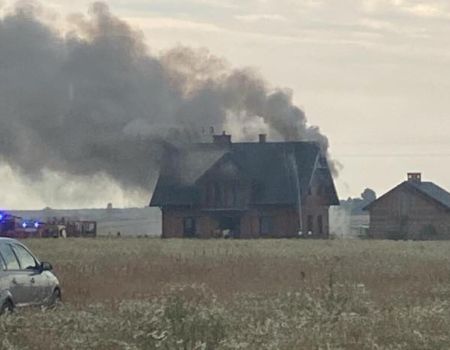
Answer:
[[1, 0, 449, 209]]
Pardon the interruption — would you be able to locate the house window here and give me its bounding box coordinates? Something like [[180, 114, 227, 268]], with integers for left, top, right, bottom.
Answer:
[[231, 183, 238, 207], [214, 182, 222, 206], [260, 216, 273, 235], [317, 215, 323, 234], [224, 183, 232, 208], [206, 183, 214, 206], [317, 186, 323, 196], [307, 215, 314, 234], [183, 217, 196, 237]]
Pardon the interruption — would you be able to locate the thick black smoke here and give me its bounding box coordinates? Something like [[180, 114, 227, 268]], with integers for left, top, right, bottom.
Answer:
[[0, 2, 336, 192]]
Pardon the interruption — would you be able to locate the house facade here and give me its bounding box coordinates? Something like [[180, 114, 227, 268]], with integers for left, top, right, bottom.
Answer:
[[364, 173, 450, 240], [150, 133, 339, 239]]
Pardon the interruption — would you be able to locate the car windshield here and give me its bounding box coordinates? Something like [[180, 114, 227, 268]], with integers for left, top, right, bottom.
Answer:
[[0, 243, 20, 270]]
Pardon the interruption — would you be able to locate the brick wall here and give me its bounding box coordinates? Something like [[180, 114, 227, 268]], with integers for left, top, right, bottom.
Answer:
[[161, 203, 330, 239]]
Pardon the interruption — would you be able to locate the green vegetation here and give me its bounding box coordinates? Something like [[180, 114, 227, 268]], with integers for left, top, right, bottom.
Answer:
[[2, 238, 450, 349]]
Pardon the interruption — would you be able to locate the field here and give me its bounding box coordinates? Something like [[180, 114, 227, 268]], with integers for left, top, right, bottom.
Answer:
[[2, 238, 450, 349]]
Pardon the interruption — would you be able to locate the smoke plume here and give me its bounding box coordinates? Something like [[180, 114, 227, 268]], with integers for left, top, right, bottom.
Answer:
[[0, 2, 336, 199]]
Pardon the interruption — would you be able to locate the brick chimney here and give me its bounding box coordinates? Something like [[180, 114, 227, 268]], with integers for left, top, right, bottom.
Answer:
[[213, 131, 231, 145], [259, 134, 267, 143], [407, 172, 421, 183]]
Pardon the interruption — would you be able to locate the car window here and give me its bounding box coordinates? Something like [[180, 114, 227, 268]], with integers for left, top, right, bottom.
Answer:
[[0, 243, 20, 270], [12, 244, 37, 270]]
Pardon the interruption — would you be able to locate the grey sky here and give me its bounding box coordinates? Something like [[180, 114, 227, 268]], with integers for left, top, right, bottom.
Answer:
[[1, 0, 449, 209]]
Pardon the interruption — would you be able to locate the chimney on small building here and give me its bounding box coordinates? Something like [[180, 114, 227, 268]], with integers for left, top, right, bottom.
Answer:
[[258, 134, 267, 143], [213, 131, 231, 145], [407, 172, 421, 183]]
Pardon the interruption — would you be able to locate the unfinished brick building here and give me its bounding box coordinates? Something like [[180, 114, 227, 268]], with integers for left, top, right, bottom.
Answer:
[[150, 133, 339, 238], [364, 173, 450, 240]]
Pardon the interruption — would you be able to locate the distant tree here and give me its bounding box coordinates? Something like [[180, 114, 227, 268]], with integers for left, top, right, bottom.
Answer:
[[361, 188, 376, 203], [340, 188, 377, 215]]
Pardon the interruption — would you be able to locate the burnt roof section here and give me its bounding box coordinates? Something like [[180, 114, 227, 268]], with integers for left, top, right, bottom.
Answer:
[[150, 141, 339, 207], [364, 181, 450, 211]]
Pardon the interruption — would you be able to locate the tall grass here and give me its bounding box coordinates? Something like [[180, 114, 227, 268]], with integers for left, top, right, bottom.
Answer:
[[2, 238, 450, 349]]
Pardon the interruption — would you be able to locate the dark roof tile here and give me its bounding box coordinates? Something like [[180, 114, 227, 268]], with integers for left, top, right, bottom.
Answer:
[[408, 181, 450, 209], [364, 180, 450, 211], [150, 142, 338, 206]]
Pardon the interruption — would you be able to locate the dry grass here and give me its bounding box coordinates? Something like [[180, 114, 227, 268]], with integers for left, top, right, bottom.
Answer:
[[24, 238, 450, 305], [3, 238, 450, 349]]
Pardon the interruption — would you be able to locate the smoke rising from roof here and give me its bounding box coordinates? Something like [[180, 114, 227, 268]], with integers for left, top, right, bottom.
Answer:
[[0, 1, 337, 199]]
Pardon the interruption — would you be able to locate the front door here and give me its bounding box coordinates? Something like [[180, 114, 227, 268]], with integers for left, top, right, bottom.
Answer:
[[0, 242, 26, 305], [10, 243, 46, 304], [218, 216, 241, 238], [183, 217, 196, 238]]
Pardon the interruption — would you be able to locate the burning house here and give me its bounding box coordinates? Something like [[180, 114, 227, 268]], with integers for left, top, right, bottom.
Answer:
[[150, 133, 339, 238], [364, 173, 450, 240]]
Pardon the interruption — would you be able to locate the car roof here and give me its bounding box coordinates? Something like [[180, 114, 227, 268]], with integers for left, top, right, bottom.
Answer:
[[0, 237, 19, 244]]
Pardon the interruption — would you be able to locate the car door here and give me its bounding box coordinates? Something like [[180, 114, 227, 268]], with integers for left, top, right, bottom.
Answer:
[[0, 254, 11, 304], [0, 242, 24, 305], [10, 243, 45, 305]]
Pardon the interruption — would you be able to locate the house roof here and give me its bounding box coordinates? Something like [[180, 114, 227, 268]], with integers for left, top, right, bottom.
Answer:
[[150, 141, 339, 207], [364, 180, 450, 211], [408, 181, 450, 209]]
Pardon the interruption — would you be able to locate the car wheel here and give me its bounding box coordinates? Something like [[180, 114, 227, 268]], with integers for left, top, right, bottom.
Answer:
[[0, 299, 14, 315], [47, 288, 62, 308]]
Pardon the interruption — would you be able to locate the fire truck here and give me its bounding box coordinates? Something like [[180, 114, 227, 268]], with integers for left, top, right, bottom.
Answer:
[[0, 213, 38, 238], [0, 211, 97, 238]]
